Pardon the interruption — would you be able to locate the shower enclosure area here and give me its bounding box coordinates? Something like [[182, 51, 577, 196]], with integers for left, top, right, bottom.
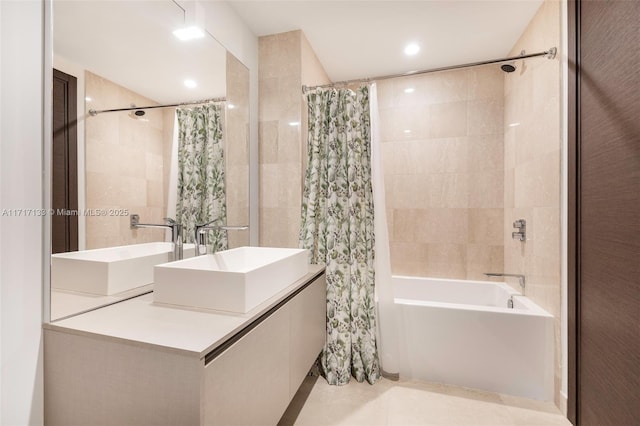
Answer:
[[256, 0, 562, 406], [378, 0, 562, 406]]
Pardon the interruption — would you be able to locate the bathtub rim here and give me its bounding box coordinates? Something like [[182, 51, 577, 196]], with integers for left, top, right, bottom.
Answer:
[[391, 275, 553, 318]]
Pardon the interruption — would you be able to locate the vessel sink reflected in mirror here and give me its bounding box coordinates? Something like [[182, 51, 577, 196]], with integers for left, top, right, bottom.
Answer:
[[51, 242, 196, 296], [153, 247, 309, 313]]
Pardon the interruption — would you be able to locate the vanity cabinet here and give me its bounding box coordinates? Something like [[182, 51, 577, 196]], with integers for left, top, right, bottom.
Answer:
[[44, 268, 325, 425]]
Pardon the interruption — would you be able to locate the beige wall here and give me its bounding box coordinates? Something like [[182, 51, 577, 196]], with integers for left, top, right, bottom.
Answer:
[[503, 0, 562, 407], [85, 71, 165, 248], [378, 67, 505, 279], [259, 31, 330, 247], [226, 52, 251, 247]]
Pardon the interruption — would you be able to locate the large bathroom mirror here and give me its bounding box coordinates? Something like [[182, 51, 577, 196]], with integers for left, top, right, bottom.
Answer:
[[50, 0, 250, 321]]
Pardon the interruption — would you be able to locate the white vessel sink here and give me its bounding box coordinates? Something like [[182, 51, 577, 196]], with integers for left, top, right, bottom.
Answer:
[[153, 247, 309, 313], [52, 242, 195, 296]]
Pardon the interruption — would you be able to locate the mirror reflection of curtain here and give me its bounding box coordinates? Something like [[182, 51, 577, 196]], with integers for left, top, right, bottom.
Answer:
[[300, 86, 380, 385], [172, 104, 227, 252]]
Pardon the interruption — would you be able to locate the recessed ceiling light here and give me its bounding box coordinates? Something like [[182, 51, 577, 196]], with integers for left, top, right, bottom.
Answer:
[[184, 79, 197, 88], [509, 122, 521, 127], [227, 104, 236, 109], [404, 88, 415, 94], [85, 97, 92, 102], [289, 122, 300, 127], [404, 43, 420, 56], [173, 26, 205, 41], [404, 129, 412, 134]]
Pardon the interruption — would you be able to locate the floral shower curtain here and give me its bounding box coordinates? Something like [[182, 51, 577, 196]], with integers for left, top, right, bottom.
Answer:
[[300, 86, 380, 385], [175, 104, 227, 252]]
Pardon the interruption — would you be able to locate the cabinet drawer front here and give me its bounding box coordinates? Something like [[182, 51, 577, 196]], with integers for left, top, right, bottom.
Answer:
[[203, 306, 291, 425]]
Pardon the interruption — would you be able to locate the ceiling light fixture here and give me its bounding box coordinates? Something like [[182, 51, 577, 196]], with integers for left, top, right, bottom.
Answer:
[[404, 43, 420, 56], [184, 79, 197, 88], [173, 1, 206, 41], [173, 26, 205, 41], [85, 97, 92, 102], [404, 88, 415, 94]]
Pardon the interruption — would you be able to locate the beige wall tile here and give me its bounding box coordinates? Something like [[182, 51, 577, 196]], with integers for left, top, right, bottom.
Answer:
[[424, 261, 467, 280], [389, 242, 429, 265], [381, 140, 418, 175], [468, 135, 504, 173], [259, 30, 329, 248], [146, 180, 164, 208], [468, 99, 504, 136], [428, 101, 467, 139], [468, 66, 504, 100], [468, 170, 504, 208], [85, 113, 118, 146], [504, 168, 515, 209], [467, 244, 504, 281], [426, 137, 468, 173], [423, 69, 468, 104], [392, 75, 428, 108], [380, 65, 504, 277], [422, 208, 468, 244], [468, 208, 504, 245], [260, 164, 279, 209], [259, 31, 301, 79], [260, 207, 300, 248], [504, 0, 562, 406], [85, 71, 168, 249], [386, 174, 430, 210], [278, 163, 302, 208], [392, 209, 428, 243], [277, 121, 301, 164], [427, 173, 469, 208], [427, 243, 466, 265], [391, 105, 430, 140], [225, 51, 251, 246], [259, 121, 279, 164], [145, 153, 163, 181]]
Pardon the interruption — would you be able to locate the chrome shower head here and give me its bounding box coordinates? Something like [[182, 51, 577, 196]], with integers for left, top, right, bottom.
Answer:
[[127, 103, 146, 119], [128, 109, 146, 120], [501, 62, 517, 73]]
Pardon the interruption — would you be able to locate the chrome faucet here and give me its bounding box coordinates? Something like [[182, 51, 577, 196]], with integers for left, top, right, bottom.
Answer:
[[130, 214, 183, 260], [484, 272, 526, 295], [194, 218, 248, 255]]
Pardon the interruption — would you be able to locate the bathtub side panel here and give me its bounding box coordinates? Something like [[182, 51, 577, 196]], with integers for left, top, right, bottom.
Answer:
[[397, 303, 554, 400]]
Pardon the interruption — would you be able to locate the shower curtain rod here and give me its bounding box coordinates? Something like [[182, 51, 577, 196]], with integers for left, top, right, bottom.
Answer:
[[88, 96, 226, 117], [302, 47, 557, 92]]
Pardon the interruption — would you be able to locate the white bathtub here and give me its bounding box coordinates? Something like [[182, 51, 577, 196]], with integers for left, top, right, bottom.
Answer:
[[394, 276, 554, 400]]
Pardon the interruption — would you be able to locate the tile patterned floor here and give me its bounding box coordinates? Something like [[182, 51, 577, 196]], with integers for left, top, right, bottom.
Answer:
[[279, 376, 571, 426]]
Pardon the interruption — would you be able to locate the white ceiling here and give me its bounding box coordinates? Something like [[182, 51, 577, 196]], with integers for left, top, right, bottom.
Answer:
[[229, 0, 544, 82], [53, 1, 227, 105], [53, 1, 544, 102]]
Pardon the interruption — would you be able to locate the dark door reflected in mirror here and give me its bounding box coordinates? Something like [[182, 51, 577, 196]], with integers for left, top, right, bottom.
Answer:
[[52, 69, 78, 254]]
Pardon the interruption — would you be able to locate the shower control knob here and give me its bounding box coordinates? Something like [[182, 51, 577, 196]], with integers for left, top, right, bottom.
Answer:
[[513, 219, 526, 229]]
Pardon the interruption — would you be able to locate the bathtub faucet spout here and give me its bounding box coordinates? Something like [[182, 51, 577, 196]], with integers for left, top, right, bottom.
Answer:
[[484, 273, 525, 295]]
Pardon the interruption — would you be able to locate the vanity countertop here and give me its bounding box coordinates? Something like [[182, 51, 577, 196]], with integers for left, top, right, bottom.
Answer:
[[44, 265, 325, 360]]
